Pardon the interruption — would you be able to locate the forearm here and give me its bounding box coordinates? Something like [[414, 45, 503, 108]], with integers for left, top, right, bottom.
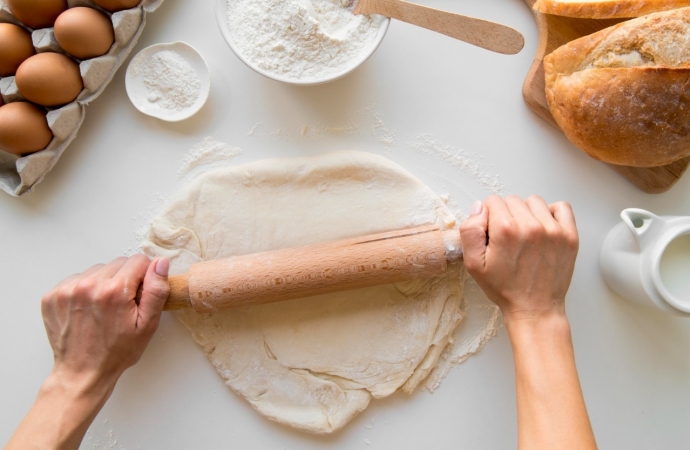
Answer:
[[506, 311, 596, 450], [5, 370, 117, 450]]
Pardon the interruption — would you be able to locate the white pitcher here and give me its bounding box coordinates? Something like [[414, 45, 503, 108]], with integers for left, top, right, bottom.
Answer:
[[600, 209, 690, 316]]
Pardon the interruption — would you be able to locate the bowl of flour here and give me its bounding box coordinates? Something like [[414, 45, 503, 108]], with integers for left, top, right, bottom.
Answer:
[[126, 42, 211, 122], [215, 0, 389, 85]]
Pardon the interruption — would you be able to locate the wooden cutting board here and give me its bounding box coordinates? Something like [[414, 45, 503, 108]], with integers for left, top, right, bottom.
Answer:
[[521, 0, 690, 194]]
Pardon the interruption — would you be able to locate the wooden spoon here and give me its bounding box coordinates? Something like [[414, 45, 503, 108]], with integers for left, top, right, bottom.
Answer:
[[353, 0, 525, 55]]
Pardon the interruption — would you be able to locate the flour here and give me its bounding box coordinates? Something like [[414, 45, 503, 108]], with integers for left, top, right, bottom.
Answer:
[[408, 134, 508, 196], [132, 50, 201, 111], [226, 0, 385, 80], [246, 105, 393, 144], [177, 137, 242, 179], [423, 288, 502, 392], [126, 191, 170, 258]]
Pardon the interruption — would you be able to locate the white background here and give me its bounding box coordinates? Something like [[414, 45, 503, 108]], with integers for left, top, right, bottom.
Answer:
[[3, 0, 690, 448]]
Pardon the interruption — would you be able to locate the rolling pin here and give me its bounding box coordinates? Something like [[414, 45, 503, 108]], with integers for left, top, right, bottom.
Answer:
[[154, 224, 463, 313]]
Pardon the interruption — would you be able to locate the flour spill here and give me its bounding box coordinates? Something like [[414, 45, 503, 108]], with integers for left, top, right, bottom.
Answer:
[[408, 134, 507, 196], [125, 191, 170, 257], [246, 106, 395, 146], [424, 290, 502, 392], [83, 421, 147, 450], [369, 108, 396, 147], [178, 136, 242, 179], [247, 122, 262, 136]]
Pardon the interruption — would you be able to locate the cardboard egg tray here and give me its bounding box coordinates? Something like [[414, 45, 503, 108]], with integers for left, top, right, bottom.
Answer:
[[0, 0, 165, 196]]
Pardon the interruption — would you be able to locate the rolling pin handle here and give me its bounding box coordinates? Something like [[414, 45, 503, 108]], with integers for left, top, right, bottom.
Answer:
[[134, 274, 192, 311]]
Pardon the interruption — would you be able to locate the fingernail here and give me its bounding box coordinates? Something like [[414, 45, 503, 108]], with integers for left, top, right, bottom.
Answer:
[[155, 257, 169, 277], [470, 200, 483, 216]]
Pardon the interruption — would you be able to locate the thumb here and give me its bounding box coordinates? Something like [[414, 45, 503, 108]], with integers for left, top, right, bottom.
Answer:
[[138, 257, 170, 331], [459, 201, 489, 273]]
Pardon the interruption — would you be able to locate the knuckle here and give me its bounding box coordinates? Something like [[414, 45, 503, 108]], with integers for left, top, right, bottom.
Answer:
[[145, 281, 170, 301], [505, 194, 521, 202], [543, 223, 561, 239], [566, 232, 580, 250], [85, 264, 105, 275], [523, 223, 544, 241], [485, 195, 502, 206], [57, 286, 75, 305], [73, 278, 97, 297], [130, 253, 151, 268], [40, 292, 55, 311], [152, 282, 170, 298], [464, 258, 480, 273], [546, 225, 578, 250], [92, 279, 122, 303], [554, 200, 573, 214], [496, 219, 514, 235], [459, 221, 476, 237], [111, 256, 128, 265], [525, 194, 545, 205], [102, 280, 126, 301], [45, 284, 76, 309]]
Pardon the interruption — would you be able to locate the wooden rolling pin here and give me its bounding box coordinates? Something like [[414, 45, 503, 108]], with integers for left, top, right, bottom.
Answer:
[[155, 224, 463, 313]]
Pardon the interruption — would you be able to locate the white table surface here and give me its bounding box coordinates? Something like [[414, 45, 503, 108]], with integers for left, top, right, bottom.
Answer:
[[3, 0, 690, 448]]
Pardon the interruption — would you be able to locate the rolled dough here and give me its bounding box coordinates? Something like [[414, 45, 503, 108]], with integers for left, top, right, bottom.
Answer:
[[142, 151, 466, 434]]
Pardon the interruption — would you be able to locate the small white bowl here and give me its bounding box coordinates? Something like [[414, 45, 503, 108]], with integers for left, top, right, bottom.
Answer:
[[215, 0, 390, 86], [125, 42, 211, 122]]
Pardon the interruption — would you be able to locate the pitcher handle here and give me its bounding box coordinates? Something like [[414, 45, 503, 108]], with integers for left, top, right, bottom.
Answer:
[[621, 209, 666, 248]]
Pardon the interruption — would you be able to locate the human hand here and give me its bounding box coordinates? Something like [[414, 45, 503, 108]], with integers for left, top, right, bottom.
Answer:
[[4, 256, 170, 450], [461, 197, 594, 450], [459, 195, 579, 324], [41, 255, 170, 392]]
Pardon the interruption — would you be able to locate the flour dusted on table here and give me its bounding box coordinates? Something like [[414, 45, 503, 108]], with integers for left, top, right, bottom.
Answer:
[[226, 0, 385, 80], [132, 50, 201, 111]]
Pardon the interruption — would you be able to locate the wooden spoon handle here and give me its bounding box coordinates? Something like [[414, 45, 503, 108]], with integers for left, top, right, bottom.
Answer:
[[354, 0, 524, 55]]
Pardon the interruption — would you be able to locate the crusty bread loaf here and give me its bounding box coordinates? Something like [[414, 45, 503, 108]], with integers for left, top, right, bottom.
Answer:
[[534, 0, 690, 19], [544, 8, 690, 167]]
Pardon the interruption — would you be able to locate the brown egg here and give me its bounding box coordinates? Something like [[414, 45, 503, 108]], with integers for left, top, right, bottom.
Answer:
[[7, 0, 68, 29], [0, 24, 35, 77], [54, 7, 115, 60], [16, 53, 83, 107], [0, 102, 53, 155], [92, 0, 140, 12]]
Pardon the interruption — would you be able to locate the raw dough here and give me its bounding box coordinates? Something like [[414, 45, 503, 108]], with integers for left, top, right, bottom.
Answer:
[[142, 151, 465, 434]]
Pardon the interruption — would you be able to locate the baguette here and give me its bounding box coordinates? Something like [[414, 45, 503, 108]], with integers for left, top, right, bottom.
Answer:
[[534, 0, 690, 19], [544, 8, 690, 167]]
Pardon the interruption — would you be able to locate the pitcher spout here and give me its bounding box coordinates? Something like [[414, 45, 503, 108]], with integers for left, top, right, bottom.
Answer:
[[621, 209, 668, 250]]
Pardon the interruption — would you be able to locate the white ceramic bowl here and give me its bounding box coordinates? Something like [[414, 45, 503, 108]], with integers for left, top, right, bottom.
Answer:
[[215, 0, 390, 86], [125, 42, 211, 122]]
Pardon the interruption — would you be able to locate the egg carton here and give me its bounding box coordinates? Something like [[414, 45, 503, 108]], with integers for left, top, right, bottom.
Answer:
[[0, 0, 165, 196]]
